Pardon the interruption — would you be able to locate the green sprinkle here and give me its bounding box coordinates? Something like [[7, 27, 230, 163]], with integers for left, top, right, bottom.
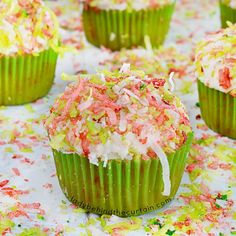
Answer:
[[61, 200, 67, 204], [24, 104, 35, 113], [20, 147, 33, 153], [216, 194, 228, 201], [4, 147, 14, 153], [140, 83, 146, 90], [149, 219, 163, 228], [22, 9, 28, 17], [37, 214, 45, 221], [166, 229, 176, 235]]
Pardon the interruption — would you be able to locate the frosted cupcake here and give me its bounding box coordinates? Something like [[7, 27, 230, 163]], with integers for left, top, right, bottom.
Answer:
[[45, 65, 193, 217], [0, 0, 60, 105], [196, 23, 236, 139], [220, 0, 236, 28], [82, 0, 175, 51]]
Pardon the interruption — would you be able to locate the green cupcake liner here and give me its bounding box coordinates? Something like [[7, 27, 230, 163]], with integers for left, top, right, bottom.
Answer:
[[52, 133, 193, 217], [219, 0, 236, 28], [198, 80, 236, 139], [0, 49, 58, 105], [82, 3, 175, 51]]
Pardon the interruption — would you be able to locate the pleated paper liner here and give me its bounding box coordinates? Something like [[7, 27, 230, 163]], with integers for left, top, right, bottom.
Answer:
[[219, 0, 236, 28], [52, 133, 193, 217], [0, 49, 58, 105], [198, 80, 236, 139], [83, 3, 175, 51]]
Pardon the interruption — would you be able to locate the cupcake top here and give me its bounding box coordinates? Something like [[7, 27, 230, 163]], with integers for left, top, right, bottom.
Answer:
[[82, 0, 174, 10], [0, 0, 60, 57], [45, 65, 191, 195], [221, 0, 236, 8], [195, 23, 236, 96], [45, 65, 191, 157]]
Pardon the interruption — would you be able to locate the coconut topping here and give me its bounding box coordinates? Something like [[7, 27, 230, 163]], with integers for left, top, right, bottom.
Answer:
[[195, 23, 236, 96], [81, 0, 175, 10], [0, 0, 60, 56]]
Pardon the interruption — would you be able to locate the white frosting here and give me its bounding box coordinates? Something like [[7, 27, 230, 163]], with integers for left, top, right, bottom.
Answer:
[[84, 0, 174, 10], [195, 25, 236, 94]]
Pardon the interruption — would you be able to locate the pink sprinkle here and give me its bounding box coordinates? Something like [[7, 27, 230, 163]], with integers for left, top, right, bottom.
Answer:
[[55, 225, 64, 235], [43, 228, 50, 233], [20, 158, 34, 165], [12, 154, 23, 159], [0, 180, 9, 188], [41, 154, 48, 160], [219, 163, 232, 170], [8, 210, 30, 220], [186, 163, 196, 173], [43, 183, 53, 189], [196, 124, 208, 131], [18, 202, 41, 209], [207, 161, 218, 170], [205, 214, 217, 223], [70, 204, 77, 209], [12, 168, 20, 176]]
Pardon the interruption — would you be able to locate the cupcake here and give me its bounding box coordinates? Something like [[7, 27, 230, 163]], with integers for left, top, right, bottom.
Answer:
[[196, 24, 236, 139], [0, 0, 60, 105], [82, 0, 175, 51], [45, 65, 193, 217], [220, 0, 236, 28]]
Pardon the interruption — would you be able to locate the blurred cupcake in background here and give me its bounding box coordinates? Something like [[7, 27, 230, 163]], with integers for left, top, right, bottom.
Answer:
[[82, 0, 175, 51], [196, 23, 236, 139], [0, 0, 60, 105], [220, 0, 236, 28], [45, 65, 193, 217]]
